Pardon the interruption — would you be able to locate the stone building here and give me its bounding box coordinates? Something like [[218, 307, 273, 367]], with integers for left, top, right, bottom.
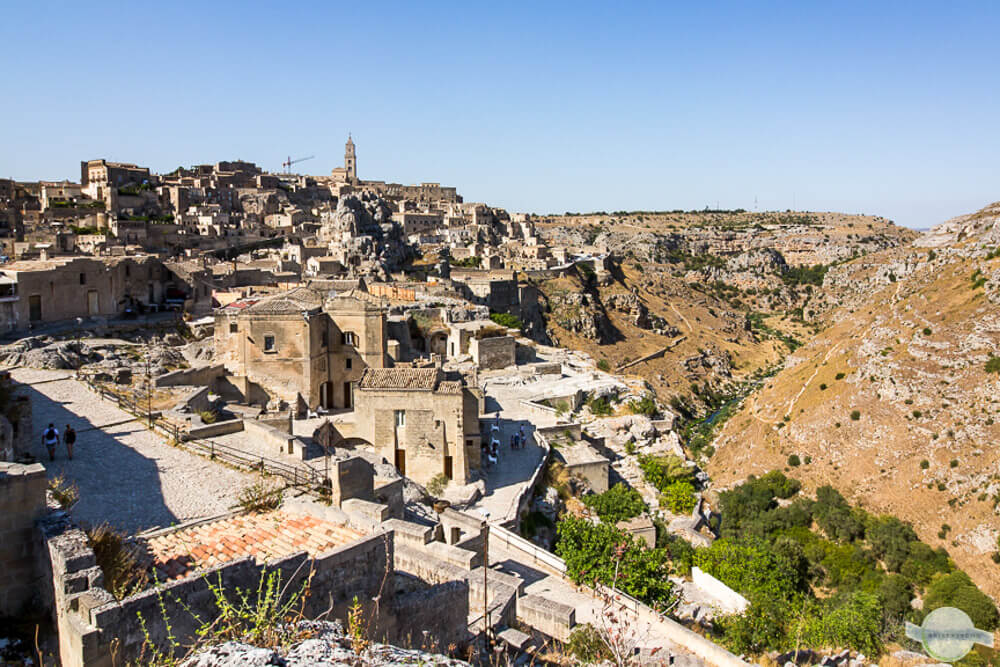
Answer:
[[214, 285, 388, 410], [80, 159, 151, 201], [0, 255, 169, 332], [353, 366, 481, 485], [329, 136, 462, 204]]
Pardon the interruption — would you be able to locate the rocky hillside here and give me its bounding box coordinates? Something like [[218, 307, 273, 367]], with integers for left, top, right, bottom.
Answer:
[[528, 210, 915, 411], [708, 201, 1000, 599]]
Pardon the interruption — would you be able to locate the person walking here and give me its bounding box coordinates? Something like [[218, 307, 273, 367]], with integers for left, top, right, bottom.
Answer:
[[42, 423, 59, 462], [63, 424, 76, 460]]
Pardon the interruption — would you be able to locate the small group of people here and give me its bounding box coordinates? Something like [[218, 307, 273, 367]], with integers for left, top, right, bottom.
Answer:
[[42, 423, 76, 462], [509, 424, 528, 450]]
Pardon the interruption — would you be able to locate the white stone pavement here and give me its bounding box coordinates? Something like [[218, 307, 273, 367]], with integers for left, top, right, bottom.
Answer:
[[11, 368, 252, 534], [466, 373, 558, 523]]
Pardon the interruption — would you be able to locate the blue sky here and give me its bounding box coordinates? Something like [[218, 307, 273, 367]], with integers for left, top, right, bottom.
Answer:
[[1, 1, 998, 228]]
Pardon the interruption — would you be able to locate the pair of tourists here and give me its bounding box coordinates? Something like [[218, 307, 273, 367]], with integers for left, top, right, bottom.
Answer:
[[42, 423, 76, 461]]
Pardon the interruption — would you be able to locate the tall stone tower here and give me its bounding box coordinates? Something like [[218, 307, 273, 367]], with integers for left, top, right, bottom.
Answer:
[[344, 134, 357, 181]]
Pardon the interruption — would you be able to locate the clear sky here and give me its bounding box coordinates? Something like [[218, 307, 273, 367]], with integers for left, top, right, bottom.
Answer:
[[2, 1, 998, 228]]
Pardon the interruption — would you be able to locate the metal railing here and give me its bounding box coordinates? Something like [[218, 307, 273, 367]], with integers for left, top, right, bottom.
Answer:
[[79, 375, 324, 490]]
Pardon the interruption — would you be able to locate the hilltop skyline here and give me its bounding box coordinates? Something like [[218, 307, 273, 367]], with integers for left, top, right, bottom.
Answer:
[[2, 1, 999, 228]]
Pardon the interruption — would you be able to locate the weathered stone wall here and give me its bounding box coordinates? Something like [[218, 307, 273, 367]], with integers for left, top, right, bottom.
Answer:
[[44, 521, 395, 667], [154, 363, 226, 388], [469, 335, 515, 370], [186, 418, 243, 439], [0, 462, 47, 618], [516, 594, 575, 642]]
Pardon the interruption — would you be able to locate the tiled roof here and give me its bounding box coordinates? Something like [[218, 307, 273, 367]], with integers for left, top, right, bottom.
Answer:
[[136, 510, 362, 581], [246, 286, 323, 314], [357, 367, 440, 390], [436, 380, 464, 394]]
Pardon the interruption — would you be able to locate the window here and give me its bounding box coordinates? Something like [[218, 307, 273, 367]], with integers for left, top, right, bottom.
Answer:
[[341, 331, 357, 346], [394, 410, 406, 427], [229, 322, 238, 334], [263, 335, 276, 352], [79, 273, 86, 285], [345, 357, 352, 370], [125, 265, 130, 278]]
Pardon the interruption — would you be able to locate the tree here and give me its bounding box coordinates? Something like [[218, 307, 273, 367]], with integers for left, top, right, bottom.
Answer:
[[555, 516, 673, 605], [661, 480, 696, 514], [582, 483, 646, 524], [921, 571, 999, 631]]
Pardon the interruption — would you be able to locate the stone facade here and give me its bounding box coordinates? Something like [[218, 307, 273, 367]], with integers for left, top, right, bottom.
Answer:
[[214, 285, 387, 410], [353, 367, 481, 485], [0, 255, 169, 332], [469, 334, 515, 370], [0, 462, 48, 618]]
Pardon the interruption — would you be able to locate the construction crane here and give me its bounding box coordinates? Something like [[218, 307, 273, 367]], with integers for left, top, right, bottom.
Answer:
[[282, 155, 314, 173]]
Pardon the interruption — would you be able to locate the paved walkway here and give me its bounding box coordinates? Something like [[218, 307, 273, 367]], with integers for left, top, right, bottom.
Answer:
[[467, 374, 558, 522], [12, 369, 252, 535]]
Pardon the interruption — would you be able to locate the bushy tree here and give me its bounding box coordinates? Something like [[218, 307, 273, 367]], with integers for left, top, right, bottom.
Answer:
[[801, 591, 884, 655], [638, 454, 694, 490], [694, 538, 807, 603], [661, 480, 697, 514], [921, 571, 999, 631], [813, 485, 865, 542], [555, 516, 674, 605], [865, 515, 918, 572], [582, 483, 646, 523]]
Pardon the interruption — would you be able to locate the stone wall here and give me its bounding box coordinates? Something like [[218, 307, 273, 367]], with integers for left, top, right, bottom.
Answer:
[[43, 519, 395, 667], [186, 418, 244, 439], [469, 335, 515, 370], [516, 594, 575, 642], [154, 364, 226, 388], [0, 462, 47, 618]]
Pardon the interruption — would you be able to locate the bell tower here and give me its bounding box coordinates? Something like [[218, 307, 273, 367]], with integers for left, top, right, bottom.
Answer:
[[344, 134, 357, 181]]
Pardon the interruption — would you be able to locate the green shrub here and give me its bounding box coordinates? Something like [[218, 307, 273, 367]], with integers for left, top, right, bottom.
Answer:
[[987, 355, 1000, 374], [661, 480, 697, 514], [950, 458, 959, 468], [489, 312, 523, 329], [850, 410, 861, 421], [920, 571, 999, 631], [426, 473, 449, 496], [587, 394, 613, 417], [627, 394, 657, 417], [835, 372, 846, 380], [922, 327, 932, 336], [582, 483, 646, 523], [920, 459, 930, 469], [787, 454, 801, 467], [566, 624, 611, 664], [639, 454, 694, 490], [596, 358, 611, 372], [237, 479, 283, 513]]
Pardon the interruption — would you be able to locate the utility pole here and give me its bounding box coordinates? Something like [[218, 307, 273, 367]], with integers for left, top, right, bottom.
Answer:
[[145, 355, 152, 428], [482, 523, 490, 642]]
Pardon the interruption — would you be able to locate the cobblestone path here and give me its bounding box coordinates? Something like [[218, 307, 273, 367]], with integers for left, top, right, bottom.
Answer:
[[11, 369, 252, 534]]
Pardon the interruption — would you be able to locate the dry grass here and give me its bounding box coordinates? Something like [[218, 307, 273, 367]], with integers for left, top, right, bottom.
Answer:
[[237, 478, 284, 513], [48, 474, 79, 509], [86, 523, 149, 599]]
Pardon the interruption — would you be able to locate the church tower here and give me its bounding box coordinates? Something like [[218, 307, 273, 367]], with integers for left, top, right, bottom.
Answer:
[[344, 134, 357, 181]]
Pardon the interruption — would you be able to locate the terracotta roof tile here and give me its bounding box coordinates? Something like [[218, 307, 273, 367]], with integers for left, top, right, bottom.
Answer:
[[357, 367, 440, 390], [136, 510, 363, 582]]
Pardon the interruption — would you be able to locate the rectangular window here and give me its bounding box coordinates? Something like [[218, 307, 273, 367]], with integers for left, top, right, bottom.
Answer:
[[263, 335, 276, 352], [79, 273, 86, 285], [341, 331, 356, 346], [394, 410, 405, 427], [229, 322, 238, 333], [345, 357, 352, 370]]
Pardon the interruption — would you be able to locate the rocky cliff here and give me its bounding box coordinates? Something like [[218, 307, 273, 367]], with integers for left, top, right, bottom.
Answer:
[[708, 201, 1000, 600]]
